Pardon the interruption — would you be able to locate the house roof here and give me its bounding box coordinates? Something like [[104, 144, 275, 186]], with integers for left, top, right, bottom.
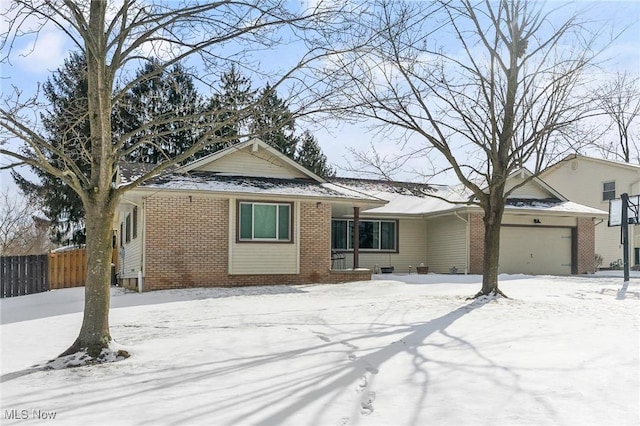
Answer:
[[546, 154, 640, 173], [132, 171, 384, 203], [330, 176, 607, 218]]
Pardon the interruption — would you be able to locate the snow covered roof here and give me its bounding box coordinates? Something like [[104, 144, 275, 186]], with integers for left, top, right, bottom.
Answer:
[[329, 178, 607, 217], [134, 171, 383, 202], [119, 165, 607, 217]]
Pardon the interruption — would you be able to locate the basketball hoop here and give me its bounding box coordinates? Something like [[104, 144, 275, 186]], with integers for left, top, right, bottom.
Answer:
[[609, 195, 640, 227]]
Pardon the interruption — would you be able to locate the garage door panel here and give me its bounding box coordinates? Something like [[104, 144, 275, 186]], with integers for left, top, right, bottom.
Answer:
[[499, 227, 572, 275]]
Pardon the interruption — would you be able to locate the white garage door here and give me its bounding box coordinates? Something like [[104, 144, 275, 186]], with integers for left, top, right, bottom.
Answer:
[[499, 227, 572, 275]]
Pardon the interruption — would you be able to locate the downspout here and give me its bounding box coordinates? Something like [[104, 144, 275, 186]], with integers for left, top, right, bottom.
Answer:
[[454, 211, 469, 274]]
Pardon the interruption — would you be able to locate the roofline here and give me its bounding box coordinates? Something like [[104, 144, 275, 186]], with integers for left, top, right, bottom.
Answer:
[[181, 138, 327, 183], [125, 185, 386, 206], [360, 201, 607, 219], [546, 153, 640, 173]]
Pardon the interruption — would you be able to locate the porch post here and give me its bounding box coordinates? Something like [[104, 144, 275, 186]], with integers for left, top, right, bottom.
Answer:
[[353, 206, 360, 269]]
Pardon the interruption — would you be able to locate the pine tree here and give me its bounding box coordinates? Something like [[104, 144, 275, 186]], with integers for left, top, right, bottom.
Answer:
[[122, 60, 205, 163], [295, 131, 335, 177], [251, 84, 298, 158], [14, 55, 206, 244], [12, 52, 89, 245], [204, 65, 256, 153]]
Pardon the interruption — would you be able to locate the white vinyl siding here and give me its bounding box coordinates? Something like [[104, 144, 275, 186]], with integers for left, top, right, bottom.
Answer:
[[426, 215, 467, 274], [506, 178, 552, 199], [198, 148, 307, 179], [120, 203, 143, 279], [541, 157, 639, 267], [340, 219, 426, 273], [229, 199, 299, 274]]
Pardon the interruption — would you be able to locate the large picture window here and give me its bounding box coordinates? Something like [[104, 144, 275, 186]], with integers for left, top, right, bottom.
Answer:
[[239, 202, 292, 242], [331, 219, 397, 252]]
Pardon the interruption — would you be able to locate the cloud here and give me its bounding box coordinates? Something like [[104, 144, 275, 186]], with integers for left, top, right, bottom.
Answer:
[[14, 29, 70, 74]]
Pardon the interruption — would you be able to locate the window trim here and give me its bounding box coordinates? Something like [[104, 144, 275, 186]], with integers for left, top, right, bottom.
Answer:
[[236, 200, 294, 244], [602, 181, 616, 201], [331, 218, 399, 253]]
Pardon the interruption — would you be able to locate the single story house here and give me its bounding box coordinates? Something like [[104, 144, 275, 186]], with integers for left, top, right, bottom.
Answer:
[[115, 139, 607, 291]]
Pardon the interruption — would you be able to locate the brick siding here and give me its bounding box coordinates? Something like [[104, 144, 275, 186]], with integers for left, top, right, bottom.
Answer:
[[141, 196, 370, 291], [469, 213, 485, 274], [576, 217, 596, 274]]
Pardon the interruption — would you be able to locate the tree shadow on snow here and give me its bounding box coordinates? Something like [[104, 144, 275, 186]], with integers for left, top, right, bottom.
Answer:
[[221, 296, 510, 426], [3, 296, 516, 426]]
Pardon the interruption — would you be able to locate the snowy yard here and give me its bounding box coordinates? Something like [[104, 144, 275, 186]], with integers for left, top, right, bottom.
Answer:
[[1, 274, 639, 426]]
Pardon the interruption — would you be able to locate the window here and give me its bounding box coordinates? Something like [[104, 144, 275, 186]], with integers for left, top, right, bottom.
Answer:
[[238, 202, 292, 242], [125, 213, 131, 243], [603, 181, 616, 201], [119, 223, 124, 248], [132, 206, 138, 239], [331, 219, 397, 252]]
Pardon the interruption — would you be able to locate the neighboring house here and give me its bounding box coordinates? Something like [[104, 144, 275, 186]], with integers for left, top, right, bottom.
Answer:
[[541, 154, 640, 269], [115, 139, 606, 291]]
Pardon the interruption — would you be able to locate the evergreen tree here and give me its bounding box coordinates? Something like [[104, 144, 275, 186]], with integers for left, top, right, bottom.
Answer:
[[250, 84, 298, 158], [14, 55, 206, 244], [122, 60, 205, 163], [12, 52, 89, 245], [295, 131, 335, 177], [204, 65, 256, 153]]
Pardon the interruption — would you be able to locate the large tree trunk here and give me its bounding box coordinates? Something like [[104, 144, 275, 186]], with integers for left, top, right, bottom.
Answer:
[[477, 183, 508, 298], [59, 1, 118, 359], [60, 198, 118, 358]]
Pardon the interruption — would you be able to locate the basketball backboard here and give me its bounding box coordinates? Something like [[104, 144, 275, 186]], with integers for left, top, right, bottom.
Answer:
[[609, 195, 640, 227]]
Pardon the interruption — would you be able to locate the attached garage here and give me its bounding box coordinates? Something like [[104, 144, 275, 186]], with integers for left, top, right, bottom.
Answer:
[[499, 226, 573, 275]]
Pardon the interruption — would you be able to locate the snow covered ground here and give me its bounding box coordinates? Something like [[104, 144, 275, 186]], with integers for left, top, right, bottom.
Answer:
[[1, 274, 639, 426]]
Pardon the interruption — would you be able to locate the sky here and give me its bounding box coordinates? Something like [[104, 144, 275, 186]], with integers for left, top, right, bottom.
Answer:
[[0, 1, 639, 197]]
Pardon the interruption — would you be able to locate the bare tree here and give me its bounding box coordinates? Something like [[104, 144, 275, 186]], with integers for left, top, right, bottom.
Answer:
[[591, 71, 640, 163], [0, 1, 339, 362], [321, 0, 605, 296], [0, 188, 51, 256]]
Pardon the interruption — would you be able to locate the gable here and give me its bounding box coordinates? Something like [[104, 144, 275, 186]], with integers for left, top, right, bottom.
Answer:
[[506, 174, 558, 199], [195, 146, 309, 179], [182, 139, 321, 181]]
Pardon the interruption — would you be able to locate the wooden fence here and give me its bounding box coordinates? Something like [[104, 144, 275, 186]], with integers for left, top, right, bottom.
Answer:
[[48, 248, 87, 290], [1, 255, 49, 298], [2, 248, 118, 297]]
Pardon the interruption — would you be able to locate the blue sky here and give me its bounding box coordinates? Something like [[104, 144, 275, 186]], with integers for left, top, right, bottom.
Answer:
[[1, 0, 639, 195]]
